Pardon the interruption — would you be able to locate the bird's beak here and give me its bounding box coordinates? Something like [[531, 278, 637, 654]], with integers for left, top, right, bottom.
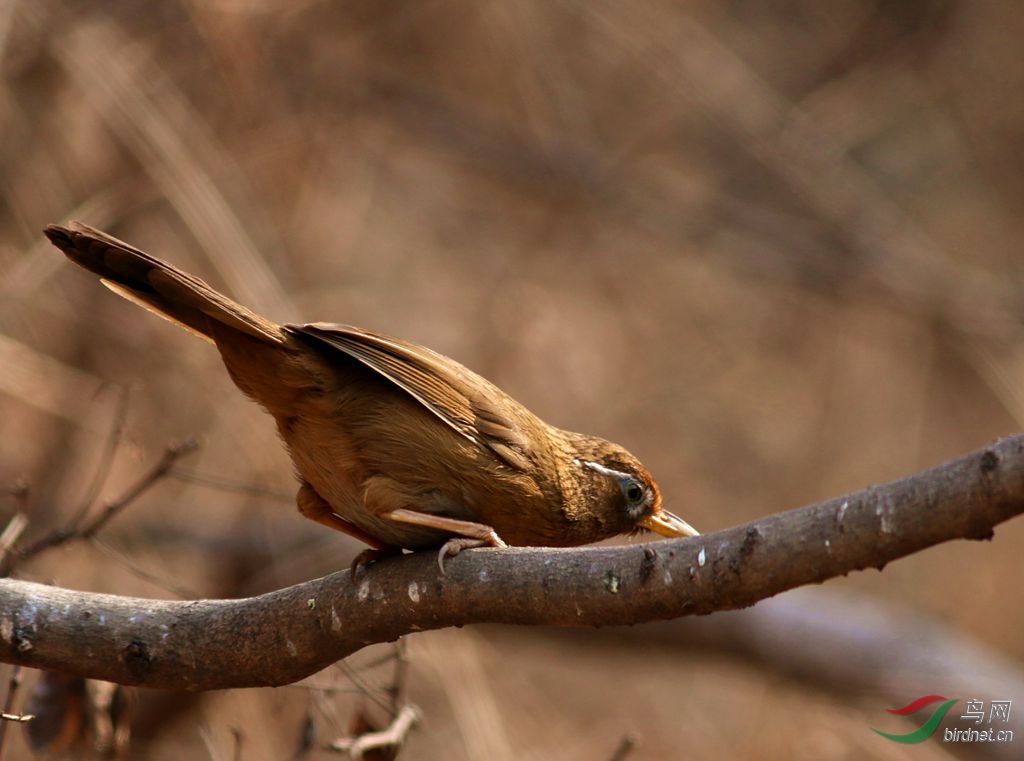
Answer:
[[639, 509, 700, 538]]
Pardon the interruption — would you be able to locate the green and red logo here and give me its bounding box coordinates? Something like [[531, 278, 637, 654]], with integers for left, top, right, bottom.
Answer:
[[873, 695, 1014, 744], [871, 695, 958, 743]]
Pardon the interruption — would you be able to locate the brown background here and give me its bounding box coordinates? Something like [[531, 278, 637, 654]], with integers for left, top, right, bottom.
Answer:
[[1, 1, 1022, 759]]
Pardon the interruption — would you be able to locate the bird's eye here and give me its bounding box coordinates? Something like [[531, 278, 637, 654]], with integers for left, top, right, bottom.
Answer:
[[622, 480, 645, 505]]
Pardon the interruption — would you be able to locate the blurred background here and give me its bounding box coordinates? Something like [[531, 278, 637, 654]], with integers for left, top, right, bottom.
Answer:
[[1, 1, 1022, 759]]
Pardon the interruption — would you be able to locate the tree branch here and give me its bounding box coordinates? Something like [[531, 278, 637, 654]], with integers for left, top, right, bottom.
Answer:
[[8, 436, 200, 572], [1, 435, 1021, 691]]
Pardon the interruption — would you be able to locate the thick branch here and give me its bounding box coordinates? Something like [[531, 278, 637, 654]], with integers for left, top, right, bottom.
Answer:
[[0, 435, 1021, 691]]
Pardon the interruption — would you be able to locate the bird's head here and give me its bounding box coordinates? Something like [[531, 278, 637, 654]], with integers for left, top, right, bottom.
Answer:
[[568, 438, 699, 541]]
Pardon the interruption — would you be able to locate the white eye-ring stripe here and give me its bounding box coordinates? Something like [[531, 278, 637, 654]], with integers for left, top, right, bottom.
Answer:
[[574, 459, 631, 481], [574, 459, 652, 516]]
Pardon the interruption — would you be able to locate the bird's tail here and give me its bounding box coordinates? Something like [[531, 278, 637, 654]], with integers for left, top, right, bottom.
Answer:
[[44, 221, 284, 345]]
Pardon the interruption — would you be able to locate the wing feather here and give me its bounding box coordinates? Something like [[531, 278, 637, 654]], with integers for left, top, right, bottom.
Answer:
[[289, 323, 533, 471]]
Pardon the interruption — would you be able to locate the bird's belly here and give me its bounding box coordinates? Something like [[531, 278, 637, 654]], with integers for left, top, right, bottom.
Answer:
[[277, 406, 492, 549]]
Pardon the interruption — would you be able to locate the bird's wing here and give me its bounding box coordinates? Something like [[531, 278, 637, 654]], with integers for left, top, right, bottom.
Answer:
[[289, 322, 533, 472]]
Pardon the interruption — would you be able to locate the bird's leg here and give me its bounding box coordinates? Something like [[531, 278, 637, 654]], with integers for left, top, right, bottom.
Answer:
[[381, 508, 508, 573], [297, 483, 403, 577]]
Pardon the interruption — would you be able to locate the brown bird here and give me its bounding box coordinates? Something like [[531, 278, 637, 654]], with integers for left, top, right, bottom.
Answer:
[[45, 221, 698, 570]]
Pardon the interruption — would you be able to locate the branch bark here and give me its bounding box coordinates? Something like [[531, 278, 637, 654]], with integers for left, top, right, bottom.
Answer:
[[1, 435, 1022, 691]]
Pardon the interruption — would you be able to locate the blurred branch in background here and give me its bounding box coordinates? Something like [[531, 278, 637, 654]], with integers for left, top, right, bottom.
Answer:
[[646, 588, 1024, 705], [6, 436, 199, 573], [572, 588, 1024, 760], [0, 334, 104, 429], [19, 6, 295, 320]]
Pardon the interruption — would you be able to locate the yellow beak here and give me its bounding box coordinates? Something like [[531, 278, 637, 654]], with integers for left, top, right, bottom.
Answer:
[[639, 510, 700, 538]]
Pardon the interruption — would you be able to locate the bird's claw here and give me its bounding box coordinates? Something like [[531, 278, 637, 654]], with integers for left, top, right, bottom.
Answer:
[[349, 545, 402, 580], [436, 532, 507, 574]]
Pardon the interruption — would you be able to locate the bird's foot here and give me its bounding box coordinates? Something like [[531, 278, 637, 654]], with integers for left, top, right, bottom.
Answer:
[[436, 532, 507, 574], [349, 545, 403, 580]]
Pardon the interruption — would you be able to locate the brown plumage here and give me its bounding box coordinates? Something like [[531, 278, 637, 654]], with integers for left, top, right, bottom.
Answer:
[[45, 221, 698, 568]]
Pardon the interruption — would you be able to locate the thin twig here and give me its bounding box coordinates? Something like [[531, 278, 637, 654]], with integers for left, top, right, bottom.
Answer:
[[13, 436, 199, 567], [280, 682, 370, 695], [81, 436, 200, 540], [89, 538, 199, 599], [0, 666, 29, 761], [168, 469, 291, 503], [328, 705, 420, 758], [387, 641, 408, 717], [68, 383, 132, 528], [334, 661, 393, 716], [0, 516, 28, 568]]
